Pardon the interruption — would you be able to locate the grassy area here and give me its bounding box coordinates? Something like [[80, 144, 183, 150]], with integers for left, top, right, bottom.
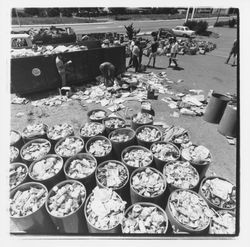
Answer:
[[114, 13, 229, 21], [12, 17, 106, 25], [12, 13, 230, 25]]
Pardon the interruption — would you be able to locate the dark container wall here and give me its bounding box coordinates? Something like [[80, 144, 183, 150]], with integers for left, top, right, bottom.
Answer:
[[11, 46, 126, 95]]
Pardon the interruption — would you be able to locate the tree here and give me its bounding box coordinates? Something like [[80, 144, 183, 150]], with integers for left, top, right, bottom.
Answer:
[[124, 23, 140, 40], [59, 8, 74, 17], [24, 8, 40, 16], [109, 8, 127, 15], [11, 8, 17, 17], [46, 8, 60, 17]]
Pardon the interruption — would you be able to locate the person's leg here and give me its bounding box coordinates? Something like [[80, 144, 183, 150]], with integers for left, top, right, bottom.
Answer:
[[59, 71, 66, 87], [169, 56, 172, 67], [153, 54, 156, 68], [173, 54, 178, 67], [225, 52, 232, 64], [147, 53, 152, 66], [232, 53, 237, 66], [173, 58, 178, 67], [133, 55, 139, 72], [127, 53, 133, 69], [139, 52, 142, 65]]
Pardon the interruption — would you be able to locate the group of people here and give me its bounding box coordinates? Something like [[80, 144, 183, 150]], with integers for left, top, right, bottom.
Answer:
[[126, 36, 180, 73]]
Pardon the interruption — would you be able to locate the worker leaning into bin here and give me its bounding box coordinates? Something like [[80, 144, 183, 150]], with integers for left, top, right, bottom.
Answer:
[[99, 62, 117, 87], [55, 54, 72, 88]]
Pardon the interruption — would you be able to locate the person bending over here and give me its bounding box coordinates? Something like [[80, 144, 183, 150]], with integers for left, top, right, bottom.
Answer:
[[99, 62, 116, 87]]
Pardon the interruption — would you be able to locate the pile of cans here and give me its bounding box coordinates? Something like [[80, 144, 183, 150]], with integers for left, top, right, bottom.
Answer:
[[9, 112, 236, 236]]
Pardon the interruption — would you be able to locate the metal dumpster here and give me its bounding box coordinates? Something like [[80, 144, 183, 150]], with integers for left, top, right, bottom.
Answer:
[[11, 46, 126, 95]]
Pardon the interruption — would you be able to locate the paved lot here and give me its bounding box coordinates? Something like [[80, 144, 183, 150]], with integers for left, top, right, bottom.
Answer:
[[10, 27, 238, 184]]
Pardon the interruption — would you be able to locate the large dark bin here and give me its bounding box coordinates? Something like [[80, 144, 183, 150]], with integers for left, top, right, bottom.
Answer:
[[203, 93, 230, 124], [11, 46, 126, 95], [218, 104, 237, 138], [11, 56, 50, 95], [103, 46, 126, 75]]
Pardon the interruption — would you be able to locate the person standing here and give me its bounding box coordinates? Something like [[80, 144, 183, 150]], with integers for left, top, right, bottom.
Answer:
[[132, 40, 140, 73], [147, 37, 159, 68], [127, 38, 135, 69], [225, 39, 238, 66], [56, 54, 67, 87], [169, 37, 179, 67]]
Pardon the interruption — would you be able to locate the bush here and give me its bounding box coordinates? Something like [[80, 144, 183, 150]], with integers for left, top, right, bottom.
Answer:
[[214, 20, 229, 27], [124, 23, 140, 40], [229, 18, 236, 27], [184, 20, 208, 35]]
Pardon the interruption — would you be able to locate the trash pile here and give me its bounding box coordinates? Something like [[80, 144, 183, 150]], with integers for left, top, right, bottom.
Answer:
[[177, 39, 216, 55], [156, 38, 216, 56], [11, 44, 88, 59], [162, 89, 207, 117], [11, 71, 209, 120]]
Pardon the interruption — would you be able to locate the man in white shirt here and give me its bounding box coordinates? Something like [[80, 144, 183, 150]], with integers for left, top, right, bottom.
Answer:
[[169, 37, 179, 67]]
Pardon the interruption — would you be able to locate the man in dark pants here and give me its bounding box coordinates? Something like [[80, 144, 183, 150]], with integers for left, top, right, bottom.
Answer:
[[99, 62, 116, 87], [147, 37, 159, 68], [225, 39, 238, 66]]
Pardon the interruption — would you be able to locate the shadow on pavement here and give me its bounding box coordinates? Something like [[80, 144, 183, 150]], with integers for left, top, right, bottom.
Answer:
[[171, 66, 184, 71]]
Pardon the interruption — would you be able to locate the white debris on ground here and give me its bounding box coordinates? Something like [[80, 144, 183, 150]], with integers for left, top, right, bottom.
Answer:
[[11, 72, 207, 117], [161, 89, 207, 117], [11, 96, 29, 104]]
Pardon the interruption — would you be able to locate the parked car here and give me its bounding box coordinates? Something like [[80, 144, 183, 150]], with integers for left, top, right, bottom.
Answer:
[[158, 28, 176, 39], [172, 26, 196, 37]]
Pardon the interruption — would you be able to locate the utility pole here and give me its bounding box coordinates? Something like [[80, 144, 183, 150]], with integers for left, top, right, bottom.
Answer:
[[216, 8, 221, 23], [15, 8, 21, 27], [185, 7, 190, 23], [191, 8, 195, 20]]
